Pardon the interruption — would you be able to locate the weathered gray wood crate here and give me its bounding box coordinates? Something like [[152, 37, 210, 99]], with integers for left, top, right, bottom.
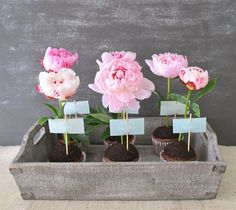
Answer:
[[9, 117, 226, 200]]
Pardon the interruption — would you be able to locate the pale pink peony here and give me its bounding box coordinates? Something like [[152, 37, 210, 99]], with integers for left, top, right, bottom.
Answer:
[[89, 54, 155, 113], [179, 66, 209, 91], [42, 47, 79, 72], [145, 52, 188, 78], [37, 68, 80, 100], [96, 51, 136, 69]]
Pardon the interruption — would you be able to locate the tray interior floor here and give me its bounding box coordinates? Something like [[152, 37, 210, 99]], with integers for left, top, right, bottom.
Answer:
[[86, 145, 160, 162]]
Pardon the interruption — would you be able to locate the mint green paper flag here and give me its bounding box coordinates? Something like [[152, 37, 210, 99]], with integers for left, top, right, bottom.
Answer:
[[173, 117, 206, 133], [110, 118, 144, 136], [160, 101, 186, 116], [63, 101, 90, 115], [48, 119, 85, 134], [110, 108, 139, 114]]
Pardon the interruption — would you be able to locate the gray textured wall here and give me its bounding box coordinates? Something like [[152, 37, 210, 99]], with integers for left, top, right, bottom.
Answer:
[[0, 0, 235, 145]]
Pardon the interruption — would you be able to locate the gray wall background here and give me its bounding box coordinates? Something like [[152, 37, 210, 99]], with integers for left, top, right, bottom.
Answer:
[[0, 0, 235, 145]]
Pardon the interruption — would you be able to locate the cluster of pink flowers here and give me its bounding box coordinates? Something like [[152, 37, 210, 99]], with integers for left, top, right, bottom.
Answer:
[[36, 48, 210, 108], [89, 51, 155, 112], [145, 52, 209, 90], [37, 47, 80, 100]]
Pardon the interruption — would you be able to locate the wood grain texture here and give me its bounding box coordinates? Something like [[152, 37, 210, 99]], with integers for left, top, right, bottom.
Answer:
[[0, 0, 236, 145]]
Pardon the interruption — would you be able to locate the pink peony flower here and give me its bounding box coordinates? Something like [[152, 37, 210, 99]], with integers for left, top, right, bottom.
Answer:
[[37, 68, 80, 100], [42, 47, 79, 72], [89, 54, 155, 113], [96, 51, 136, 69], [179, 66, 209, 91], [145, 52, 188, 78]]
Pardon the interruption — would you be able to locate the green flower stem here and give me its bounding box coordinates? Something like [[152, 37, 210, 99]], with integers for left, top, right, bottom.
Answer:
[[58, 100, 62, 119], [59, 100, 69, 154], [166, 78, 171, 127], [63, 132, 69, 155], [178, 90, 191, 141]]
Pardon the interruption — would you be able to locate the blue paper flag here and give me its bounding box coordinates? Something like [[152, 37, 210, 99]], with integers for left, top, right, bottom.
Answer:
[[160, 101, 186, 116], [110, 118, 144, 136], [109, 108, 139, 114], [63, 101, 90, 115], [173, 117, 207, 133], [125, 108, 139, 114], [48, 119, 85, 134]]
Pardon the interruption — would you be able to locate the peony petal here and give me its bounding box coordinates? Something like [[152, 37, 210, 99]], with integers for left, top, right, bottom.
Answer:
[[101, 52, 114, 64], [179, 68, 189, 83], [145, 59, 156, 75], [142, 78, 155, 91], [134, 89, 150, 100], [102, 94, 110, 108], [123, 52, 136, 61], [116, 91, 135, 102], [108, 96, 124, 113], [126, 99, 140, 111], [88, 84, 103, 94], [96, 59, 104, 69], [134, 78, 155, 99]]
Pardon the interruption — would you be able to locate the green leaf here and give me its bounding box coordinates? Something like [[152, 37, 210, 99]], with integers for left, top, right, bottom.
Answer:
[[155, 99, 161, 109], [101, 127, 110, 140], [89, 107, 97, 114], [84, 115, 106, 125], [58, 103, 65, 119], [89, 113, 111, 124], [70, 134, 90, 145], [85, 124, 101, 134], [37, 116, 50, 125], [85, 120, 100, 126], [191, 103, 201, 117], [193, 79, 217, 102], [97, 106, 107, 114], [153, 90, 165, 101], [43, 103, 59, 118], [169, 93, 187, 104]]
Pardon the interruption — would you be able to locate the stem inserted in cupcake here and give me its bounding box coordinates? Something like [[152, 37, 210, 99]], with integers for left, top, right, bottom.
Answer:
[[177, 66, 216, 143], [89, 51, 154, 161], [36, 47, 89, 162]]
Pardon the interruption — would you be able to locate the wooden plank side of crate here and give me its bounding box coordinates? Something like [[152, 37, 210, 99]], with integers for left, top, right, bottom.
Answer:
[[9, 117, 226, 200], [9, 161, 225, 200]]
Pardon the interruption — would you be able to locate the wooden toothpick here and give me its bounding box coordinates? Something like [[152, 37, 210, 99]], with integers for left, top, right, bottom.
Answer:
[[126, 111, 129, 151], [64, 114, 69, 155], [74, 100, 78, 119], [187, 113, 192, 152], [174, 112, 177, 119]]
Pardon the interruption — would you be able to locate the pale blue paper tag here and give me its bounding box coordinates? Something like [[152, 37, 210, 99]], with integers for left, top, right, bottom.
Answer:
[[160, 101, 186, 116], [110, 118, 144, 136], [125, 108, 139, 114], [48, 119, 85, 134], [63, 101, 90, 115], [109, 108, 139, 114], [173, 117, 207, 133]]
